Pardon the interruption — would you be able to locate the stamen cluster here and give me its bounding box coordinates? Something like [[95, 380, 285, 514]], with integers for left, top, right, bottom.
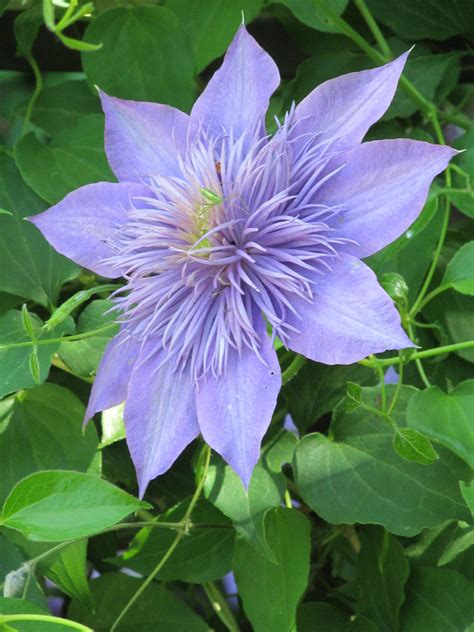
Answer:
[[108, 116, 348, 380]]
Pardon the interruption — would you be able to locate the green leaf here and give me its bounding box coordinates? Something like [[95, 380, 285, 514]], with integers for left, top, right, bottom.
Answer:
[[429, 290, 474, 364], [0, 153, 79, 306], [281, 45, 366, 108], [0, 293, 22, 317], [297, 603, 347, 632], [404, 520, 473, 571], [356, 526, 409, 631], [1, 470, 147, 541], [0, 384, 98, 504], [100, 403, 125, 448], [0, 536, 45, 606], [461, 481, 474, 516], [59, 300, 119, 377], [283, 361, 375, 431], [68, 572, 209, 631], [438, 525, 474, 566], [443, 242, 474, 296], [297, 603, 376, 632], [448, 190, 474, 219], [278, 0, 349, 33], [293, 386, 472, 536], [0, 311, 74, 400], [365, 0, 474, 41], [449, 143, 474, 218], [14, 5, 43, 57], [234, 507, 311, 632], [204, 429, 296, 560], [400, 568, 474, 630], [0, 598, 72, 631], [392, 428, 439, 465], [44, 540, 94, 609], [15, 115, 114, 205], [407, 381, 474, 468], [57, 32, 102, 52], [165, 0, 263, 72], [386, 51, 460, 120], [82, 6, 195, 110], [115, 498, 234, 583], [2, 532, 92, 607], [0, 0, 9, 18], [31, 81, 101, 136], [42, 0, 55, 31]]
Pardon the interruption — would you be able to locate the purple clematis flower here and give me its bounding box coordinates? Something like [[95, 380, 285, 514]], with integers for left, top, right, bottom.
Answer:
[[30, 26, 455, 495]]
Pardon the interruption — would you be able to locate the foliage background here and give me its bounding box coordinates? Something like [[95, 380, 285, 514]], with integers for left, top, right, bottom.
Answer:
[[0, 0, 473, 630]]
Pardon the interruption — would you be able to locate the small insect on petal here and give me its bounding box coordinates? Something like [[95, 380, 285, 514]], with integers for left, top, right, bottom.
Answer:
[[199, 187, 223, 205]]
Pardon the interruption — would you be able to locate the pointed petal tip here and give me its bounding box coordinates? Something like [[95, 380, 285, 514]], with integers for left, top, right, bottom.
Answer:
[[82, 410, 92, 430], [190, 21, 280, 141], [27, 210, 45, 228], [387, 329, 416, 353], [137, 471, 151, 500], [231, 458, 256, 491]]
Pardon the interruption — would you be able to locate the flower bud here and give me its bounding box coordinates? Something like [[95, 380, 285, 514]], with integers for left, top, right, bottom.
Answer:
[[380, 273, 409, 308]]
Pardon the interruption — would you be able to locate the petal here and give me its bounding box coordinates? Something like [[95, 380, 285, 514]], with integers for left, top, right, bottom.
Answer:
[[190, 25, 280, 141], [100, 91, 189, 183], [196, 319, 281, 488], [286, 254, 413, 365], [84, 331, 139, 423], [29, 182, 149, 277], [293, 53, 408, 152], [321, 140, 456, 258], [124, 348, 200, 497]]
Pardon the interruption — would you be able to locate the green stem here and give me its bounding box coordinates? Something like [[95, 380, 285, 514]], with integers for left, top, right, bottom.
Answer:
[[371, 355, 386, 411], [0, 615, 92, 631], [413, 283, 451, 313], [27, 541, 71, 568], [415, 357, 432, 388], [314, 0, 456, 131], [22, 55, 42, 135], [282, 354, 306, 384], [441, 187, 472, 195], [0, 322, 117, 351], [54, 0, 76, 31], [105, 520, 187, 532], [114, 530, 183, 630], [408, 318, 444, 334], [316, 0, 385, 63], [410, 188, 452, 318], [387, 354, 404, 415], [353, 0, 392, 57], [358, 400, 397, 430], [20, 565, 32, 600], [407, 322, 432, 388], [203, 581, 240, 632], [2, 515, 230, 590], [110, 445, 212, 632], [361, 340, 474, 368], [441, 110, 472, 131], [185, 444, 211, 519], [448, 163, 471, 182]]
